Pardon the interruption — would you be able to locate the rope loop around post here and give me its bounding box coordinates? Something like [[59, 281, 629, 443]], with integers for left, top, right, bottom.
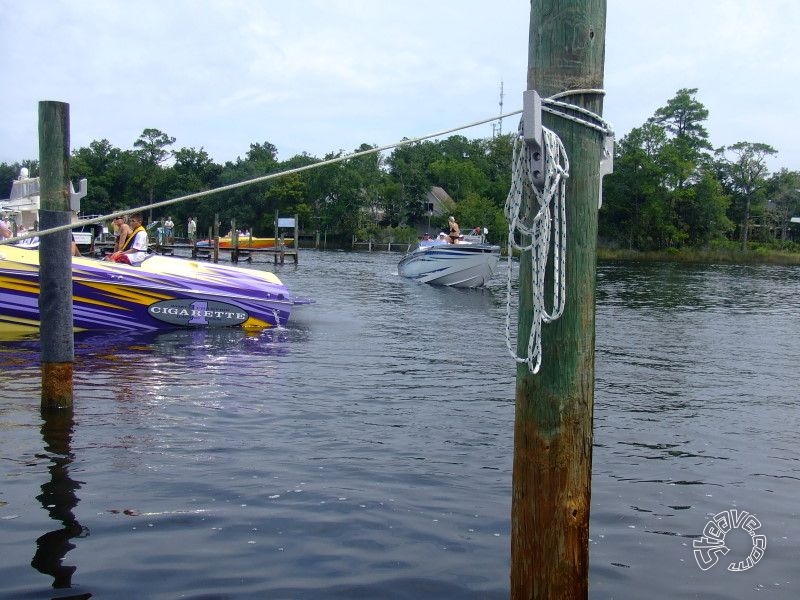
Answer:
[[504, 89, 610, 374]]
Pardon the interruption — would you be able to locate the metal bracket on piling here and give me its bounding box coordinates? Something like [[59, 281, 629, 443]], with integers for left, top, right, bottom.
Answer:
[[598, 132, 615, 208], [69, 178, 87, 212], [522, 90, 545, 192]]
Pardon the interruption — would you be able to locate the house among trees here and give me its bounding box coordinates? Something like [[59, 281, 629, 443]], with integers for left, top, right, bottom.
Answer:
[[415, 186, 457, 235], [425, 186, 455, 218]]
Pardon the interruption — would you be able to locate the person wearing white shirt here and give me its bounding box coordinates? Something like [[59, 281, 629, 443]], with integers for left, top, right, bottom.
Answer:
[[106, 213, 148, 265], [187, 217, 197, 243], [163, 216, 174, 243]]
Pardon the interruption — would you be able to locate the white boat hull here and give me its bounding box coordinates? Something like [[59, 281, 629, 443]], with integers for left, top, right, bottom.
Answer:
[[397, 243, 500, 288]]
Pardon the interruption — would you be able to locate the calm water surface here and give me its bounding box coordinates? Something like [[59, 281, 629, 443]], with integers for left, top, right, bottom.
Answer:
[[0, 251, 798, 599]]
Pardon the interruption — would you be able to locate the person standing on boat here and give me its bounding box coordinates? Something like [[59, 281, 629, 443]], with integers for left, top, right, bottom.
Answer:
[[107, 213, 148, 265], [448, 216, 460, 244], [112, 215, 133, 253]]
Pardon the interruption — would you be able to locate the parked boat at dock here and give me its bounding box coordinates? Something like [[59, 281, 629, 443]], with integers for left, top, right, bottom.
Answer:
[[0, 244, 310, 335], [0, 167, 97, 253], [397, 233, 500, 288]]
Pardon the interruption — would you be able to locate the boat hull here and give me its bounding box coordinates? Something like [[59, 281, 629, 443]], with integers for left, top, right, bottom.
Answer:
[[397, 243, 500, 288], [0, 245, 298, 335]]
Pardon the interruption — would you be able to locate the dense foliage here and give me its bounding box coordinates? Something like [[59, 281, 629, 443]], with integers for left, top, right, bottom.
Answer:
[[601, 88, 797, 252], [2, 89, 798, 249]]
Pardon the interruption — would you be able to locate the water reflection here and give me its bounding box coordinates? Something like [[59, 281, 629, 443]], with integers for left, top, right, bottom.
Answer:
[[155, 326, 293, 356], [31, 407, 91, 597], [597, 261, 709, 310], [2, 251, 796, 599], [0, 327, 293, 374], [597, 260, 800, 315]]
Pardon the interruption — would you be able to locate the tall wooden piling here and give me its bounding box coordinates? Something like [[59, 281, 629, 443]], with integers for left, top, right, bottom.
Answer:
[[511, 1, 606, 598], [38, 101, 74, 409], [212, 215, 220, 263], [230, 218, 239, 263], [293, 213, 299, 264], [274, 209, 283, 265]]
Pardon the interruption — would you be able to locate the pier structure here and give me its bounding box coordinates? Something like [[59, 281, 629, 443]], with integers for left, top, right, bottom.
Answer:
[[92, 238, 299, 264]]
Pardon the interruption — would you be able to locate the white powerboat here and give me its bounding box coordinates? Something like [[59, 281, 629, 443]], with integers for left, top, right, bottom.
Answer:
[[397, 235, 500, 288]]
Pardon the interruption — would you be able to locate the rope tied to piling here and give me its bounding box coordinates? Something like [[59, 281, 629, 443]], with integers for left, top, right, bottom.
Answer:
[[504, 89, 612, 374]]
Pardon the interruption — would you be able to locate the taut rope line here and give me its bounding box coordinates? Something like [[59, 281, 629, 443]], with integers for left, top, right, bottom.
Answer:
[[0, 110, 523, 247]]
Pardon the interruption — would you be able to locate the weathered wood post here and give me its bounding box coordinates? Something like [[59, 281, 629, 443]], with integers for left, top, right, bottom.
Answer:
[[274, 210, 280, 265], [38, 101, 75, 409], [230, 218, 238, 263], [511, 1, 606, 598], [294, 213, 299, 264], [212, 215, 220, 263]]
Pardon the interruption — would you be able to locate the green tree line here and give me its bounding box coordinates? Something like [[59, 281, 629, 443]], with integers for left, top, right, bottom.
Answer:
[[2, 88, 798, 250], [602, 88, 799, 252]]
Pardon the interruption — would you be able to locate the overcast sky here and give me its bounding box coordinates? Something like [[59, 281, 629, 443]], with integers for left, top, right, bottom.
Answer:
[[1, 1, 797, 174]]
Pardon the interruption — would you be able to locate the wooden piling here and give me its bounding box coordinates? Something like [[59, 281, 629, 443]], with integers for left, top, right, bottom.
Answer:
[[230, 218, 238, 263], [38, 100, 75, 409], [273, 210, 281, 265], [293, 213, 299, 264], [273, 210, 279, 259], [510, 2, 606, 598], [212, 215, 220, 263]]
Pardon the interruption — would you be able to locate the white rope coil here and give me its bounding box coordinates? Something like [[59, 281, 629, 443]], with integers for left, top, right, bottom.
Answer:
[[504, 89, 610, 374], [504, 125, 568, 374]]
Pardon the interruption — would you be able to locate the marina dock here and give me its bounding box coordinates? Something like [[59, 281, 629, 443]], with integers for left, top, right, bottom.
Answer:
[[90, 240, 300, 264]]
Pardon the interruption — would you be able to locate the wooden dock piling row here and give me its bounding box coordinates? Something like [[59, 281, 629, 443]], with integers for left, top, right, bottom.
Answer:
[[93, 212, 302, 264], [89, 240, 299, 264], [190, 243, 299, 264]]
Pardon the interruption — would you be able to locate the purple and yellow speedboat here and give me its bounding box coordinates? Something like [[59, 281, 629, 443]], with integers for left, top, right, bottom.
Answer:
[[0, 245, 307, 335]]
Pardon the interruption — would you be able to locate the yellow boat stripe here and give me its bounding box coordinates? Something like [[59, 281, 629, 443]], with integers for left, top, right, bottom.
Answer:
[[0, 275, 40, 294], [78, 282, 174, 304], [243, 316, 271, 329]]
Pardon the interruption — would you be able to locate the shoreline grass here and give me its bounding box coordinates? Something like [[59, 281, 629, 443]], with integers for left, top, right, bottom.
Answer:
[[597, 247, 800, 265]]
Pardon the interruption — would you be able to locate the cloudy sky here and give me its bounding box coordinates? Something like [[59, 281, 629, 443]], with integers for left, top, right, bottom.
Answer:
[[1, 0, 797, 174]]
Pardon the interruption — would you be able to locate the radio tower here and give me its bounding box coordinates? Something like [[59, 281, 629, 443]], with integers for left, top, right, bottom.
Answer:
[[498, 80, 504, 136]]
